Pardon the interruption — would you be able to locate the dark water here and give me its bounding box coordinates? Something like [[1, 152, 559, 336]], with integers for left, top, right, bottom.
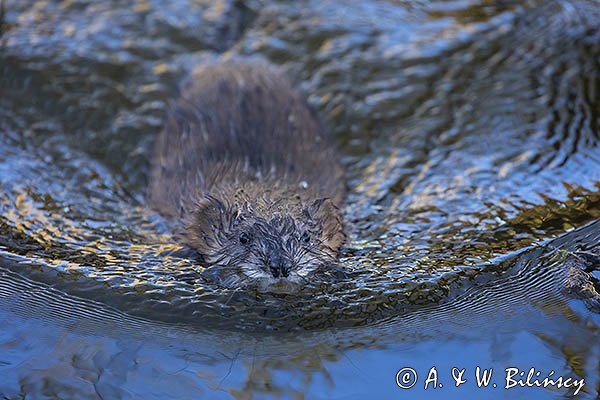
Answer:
[[1, 0, 600, 398]]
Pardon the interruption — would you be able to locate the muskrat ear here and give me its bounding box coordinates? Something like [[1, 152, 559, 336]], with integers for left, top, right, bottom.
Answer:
[[305, 198, 345, 251], [303, 198, 326, 219], [306, 198, 336, 218], [180, 195, 232, 255]]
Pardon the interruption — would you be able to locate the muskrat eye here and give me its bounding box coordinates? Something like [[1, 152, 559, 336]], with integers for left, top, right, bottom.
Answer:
[[301, 231, 310, 244], [239, 232, 252, 245]]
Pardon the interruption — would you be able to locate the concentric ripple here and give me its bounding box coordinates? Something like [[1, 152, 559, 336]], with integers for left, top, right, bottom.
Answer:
[[0, 0, 599, 332]]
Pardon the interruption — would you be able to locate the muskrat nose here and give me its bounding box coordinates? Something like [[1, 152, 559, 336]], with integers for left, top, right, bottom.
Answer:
[[269, 257, 290, 278]]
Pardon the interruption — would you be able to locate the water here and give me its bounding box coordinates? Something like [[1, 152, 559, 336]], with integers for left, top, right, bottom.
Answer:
[[1, 0, 599, 398]]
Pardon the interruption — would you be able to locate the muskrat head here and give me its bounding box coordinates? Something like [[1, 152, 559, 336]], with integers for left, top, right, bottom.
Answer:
[[182, 195, 344, 292]]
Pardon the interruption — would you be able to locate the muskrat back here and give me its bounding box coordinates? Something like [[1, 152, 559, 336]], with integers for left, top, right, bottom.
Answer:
[[149, 60, 345, 291]]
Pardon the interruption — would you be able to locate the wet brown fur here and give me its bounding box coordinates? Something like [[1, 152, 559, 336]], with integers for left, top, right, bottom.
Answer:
[[148, 60, 345, 290]]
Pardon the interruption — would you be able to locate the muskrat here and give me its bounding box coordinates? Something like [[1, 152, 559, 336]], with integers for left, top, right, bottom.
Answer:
[[148, 59, 345, 291]]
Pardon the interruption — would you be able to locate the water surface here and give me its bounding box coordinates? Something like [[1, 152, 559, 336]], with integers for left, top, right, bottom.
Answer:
[[1, 0, 599, 398]]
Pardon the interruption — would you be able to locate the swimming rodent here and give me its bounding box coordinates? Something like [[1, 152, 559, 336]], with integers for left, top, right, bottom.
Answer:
[[148, 59, 345, 291]]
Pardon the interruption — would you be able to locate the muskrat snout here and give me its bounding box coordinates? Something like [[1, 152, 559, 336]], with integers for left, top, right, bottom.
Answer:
[[268, 254, 291, 278]]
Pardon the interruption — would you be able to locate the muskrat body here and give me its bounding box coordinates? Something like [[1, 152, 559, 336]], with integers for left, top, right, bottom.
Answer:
[[149, 60, 345, 291]]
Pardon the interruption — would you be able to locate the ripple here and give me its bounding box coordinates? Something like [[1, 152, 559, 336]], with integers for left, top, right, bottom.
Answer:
[[1, 0, 600, 333]]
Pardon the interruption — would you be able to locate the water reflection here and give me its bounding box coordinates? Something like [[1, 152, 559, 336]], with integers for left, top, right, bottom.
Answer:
[[1, 0, 600, 398], [0, 222, 598, 398]]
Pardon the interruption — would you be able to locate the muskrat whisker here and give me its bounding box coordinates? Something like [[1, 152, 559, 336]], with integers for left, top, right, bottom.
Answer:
[[224, 285, 244, 305]]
